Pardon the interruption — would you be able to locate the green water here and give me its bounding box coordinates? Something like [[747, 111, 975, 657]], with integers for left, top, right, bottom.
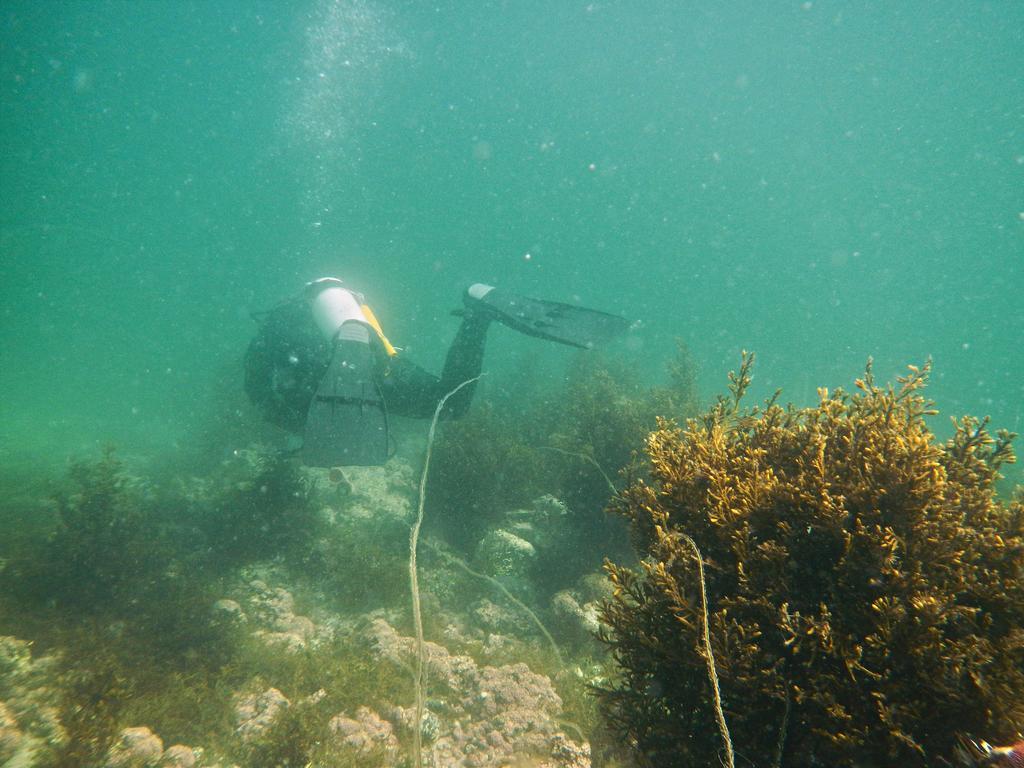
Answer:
[[2, 1, 1021, 473], [1, 3, 1022, 764]]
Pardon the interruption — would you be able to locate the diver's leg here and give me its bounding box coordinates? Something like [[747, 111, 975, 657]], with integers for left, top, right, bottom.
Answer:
[[304, 320, 390, 466], [462, 282, 630, 349], [436, 312, 491, 417], [376, 313, 490, 420]]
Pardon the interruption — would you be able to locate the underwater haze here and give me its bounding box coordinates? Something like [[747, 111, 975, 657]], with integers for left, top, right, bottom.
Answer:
[[2, 2, 1024, 766], [2, 0, 1022, 473]]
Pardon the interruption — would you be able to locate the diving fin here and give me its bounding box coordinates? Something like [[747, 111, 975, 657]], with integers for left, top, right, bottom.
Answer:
[[303, 329, 388, 467], [464, 284, 631, 349]]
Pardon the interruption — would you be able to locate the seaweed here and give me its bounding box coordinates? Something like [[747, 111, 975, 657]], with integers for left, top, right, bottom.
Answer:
[[303, 518, 411, 613], [426, 402, 550, 550], [2, 448, 231, 639], [197, 452, 321, 568], [426, 341, 700, 579], [0, 449, 276, 765], [4, 447, 167, 610], [536, 344, 700, 579], [552, 344, 696, 510], [231, 633, 413, 768], [598, 355, 1024, 767], [50, 639, 135, 768]]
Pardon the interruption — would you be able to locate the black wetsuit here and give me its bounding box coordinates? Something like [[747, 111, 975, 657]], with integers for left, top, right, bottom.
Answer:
[[244, 295, 487, 433]]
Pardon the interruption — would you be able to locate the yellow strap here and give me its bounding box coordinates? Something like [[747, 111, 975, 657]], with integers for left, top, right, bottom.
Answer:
[[359, 304, 397, 357]]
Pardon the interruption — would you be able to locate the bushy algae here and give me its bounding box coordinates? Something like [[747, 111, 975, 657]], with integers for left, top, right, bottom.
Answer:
[[598, 355, 1023, 767]]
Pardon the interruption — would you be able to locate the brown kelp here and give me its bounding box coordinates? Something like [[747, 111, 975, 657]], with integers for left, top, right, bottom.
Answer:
[[598, 355, 1023, 767]]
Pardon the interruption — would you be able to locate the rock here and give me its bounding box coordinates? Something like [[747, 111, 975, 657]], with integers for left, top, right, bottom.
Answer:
[[548, 572, 612, 646], [0, 702, 23, 765], [550, 590, 602, 644], [366, 619, 588, 767], [506, 495, 574, 560], [255, 631, 307, 653], [475, 529, 537, 580], [278, 613, 316, 638], [243, 580, 327, 652], [471, 598, 535, 636], [576, 572, 614, 603], [473, 527, 539, 600], [477, 496, 579, 591], [301, 689, 327, 706], [104, 727, 164, 768], [306, 457, 416, 523], [505, 521, 536, 540], [0, 636, 67, 764], [235, 688, 289, 742], [248, 583, 294, 620], [324, 466, 355, 501], [159, 744, 197, 768], [417, 539, 469, 604], [211, 599, 245, 625], [327, 706, 400, 761]]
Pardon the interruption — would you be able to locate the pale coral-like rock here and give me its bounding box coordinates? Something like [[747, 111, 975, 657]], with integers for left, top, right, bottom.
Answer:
[[327, 706, 400, 760], [546, 734, 592, 768], [366, 619, 588, 767], [0, 701, 23, 764], [104, 726, 164, 768], [550, 590, 602, 644], [307, 456, 416, 523], [211, 599, 246, 625], [0, 636, 67, 764], [235, 687, 289, 742], [242, 580, 327, 652], [159, 744, 197, 768], [474, 529, 537, 579]]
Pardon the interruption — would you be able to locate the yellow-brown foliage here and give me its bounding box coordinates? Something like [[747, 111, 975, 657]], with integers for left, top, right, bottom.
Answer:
[[598, 356, 1023, 767]]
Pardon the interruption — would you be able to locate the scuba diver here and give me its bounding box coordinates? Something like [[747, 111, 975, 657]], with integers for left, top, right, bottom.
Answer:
[[244, 278, 630, 467]]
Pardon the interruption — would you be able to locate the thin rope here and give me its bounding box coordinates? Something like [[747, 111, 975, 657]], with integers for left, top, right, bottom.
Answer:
[[409, 376, 480, 768], [680, 531, 734, 768]]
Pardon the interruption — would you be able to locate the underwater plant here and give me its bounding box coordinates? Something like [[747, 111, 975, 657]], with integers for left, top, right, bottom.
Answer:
[[426, 341, 700, 581], [527, 343, 701, 584], [426, 401, 550, 550], [302, 516, 411, 613], [4, 447, 167, 611], [199, 452, 320, 568], [598, 355, 1023, 767], [543, 342, 699, 514], [0, 449, 246, 766]]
